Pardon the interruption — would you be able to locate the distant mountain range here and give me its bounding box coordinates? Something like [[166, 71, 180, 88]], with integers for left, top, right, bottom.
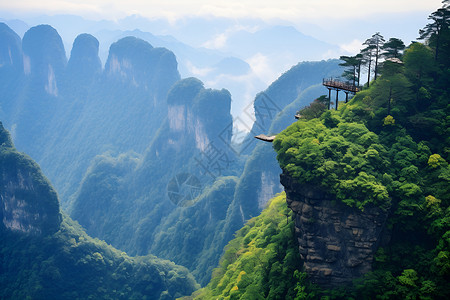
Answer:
[[0, 14, 340, 120]]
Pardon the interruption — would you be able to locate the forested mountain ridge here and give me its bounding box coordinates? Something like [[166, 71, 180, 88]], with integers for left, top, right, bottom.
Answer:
[[0, 122, 199, 300], [223, 61, 342, 246], [272, 46, 449, 296]]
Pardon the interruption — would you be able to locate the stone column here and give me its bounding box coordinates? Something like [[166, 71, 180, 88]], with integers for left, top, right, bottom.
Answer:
[[280, 172, 389, 288]]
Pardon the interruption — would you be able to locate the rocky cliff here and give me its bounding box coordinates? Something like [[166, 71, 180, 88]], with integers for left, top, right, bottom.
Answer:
[[0, 23, 23, 74], [0, 122, 61, 235], [280, 172, 389, 288]]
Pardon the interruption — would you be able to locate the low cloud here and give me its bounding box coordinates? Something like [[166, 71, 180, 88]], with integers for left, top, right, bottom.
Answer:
[[202, 33, 228, 49], [339, 39, 363, 55], [246, 53, 276, 85], [185, 61, 214, 77]]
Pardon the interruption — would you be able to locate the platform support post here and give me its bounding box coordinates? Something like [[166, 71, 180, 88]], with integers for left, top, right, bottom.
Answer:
[[328, 88, 332, 110], [335, 89, 339, 110]]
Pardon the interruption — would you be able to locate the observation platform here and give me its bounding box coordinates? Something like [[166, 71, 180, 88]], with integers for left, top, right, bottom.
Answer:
[[323, 78, 360, 109], [323, 78, 359, 93], [254, 134, 277, 142]]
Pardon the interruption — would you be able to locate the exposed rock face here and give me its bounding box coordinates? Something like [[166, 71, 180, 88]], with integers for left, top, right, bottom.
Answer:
[[280, 172, 389, 288], [105, 36, 179, 93], [166, 77, 233, 151], [0, 23, 24, 119], [0, 123, 61, 235], [22, 25, 67, 95], [0, 23, 23, 73]]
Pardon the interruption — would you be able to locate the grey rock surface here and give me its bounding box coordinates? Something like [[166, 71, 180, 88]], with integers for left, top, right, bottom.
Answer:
[[280, 172, 389, 287]]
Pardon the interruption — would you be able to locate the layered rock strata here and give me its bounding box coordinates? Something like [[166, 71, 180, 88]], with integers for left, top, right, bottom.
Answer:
[[280, 172, 389, 288]]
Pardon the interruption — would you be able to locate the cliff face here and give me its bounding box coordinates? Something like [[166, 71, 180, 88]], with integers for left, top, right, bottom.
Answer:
[[0, 123, 61, 235], [0, 23, 23, 74], [104, 36, 180, 97], [280, 172, 389, 288]]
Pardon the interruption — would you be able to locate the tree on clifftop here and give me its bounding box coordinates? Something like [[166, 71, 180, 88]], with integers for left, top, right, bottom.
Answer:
[[419, 0, 450, 63], [339, 54, 363, 87], [364, 32, 385, 81], [382, 38, 406, 59]]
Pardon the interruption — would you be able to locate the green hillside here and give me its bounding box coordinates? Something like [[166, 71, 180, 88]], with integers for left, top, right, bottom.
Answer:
[[190, 193, 307, 300], [1, 216, 199, 300]]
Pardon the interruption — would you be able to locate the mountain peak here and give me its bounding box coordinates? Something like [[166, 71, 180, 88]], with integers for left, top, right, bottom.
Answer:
[[104, 36, 179, 88], [0, 22, 23, 72], [22, 24, 67, 95], [67, 33, 102, 82]]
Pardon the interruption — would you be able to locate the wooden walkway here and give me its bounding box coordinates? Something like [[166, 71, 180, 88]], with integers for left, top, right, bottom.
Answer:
[[323, 78, 359, 93], [255, 79, 360, 143]]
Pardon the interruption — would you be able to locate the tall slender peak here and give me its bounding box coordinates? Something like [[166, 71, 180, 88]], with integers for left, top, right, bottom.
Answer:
[[22, 24, 67, 96], [0, 22, 23, 73], [280, 172, 389, 288], [104, 36, 179, 87], [67, 33, 102, 82], [166, 77, 232, 148]]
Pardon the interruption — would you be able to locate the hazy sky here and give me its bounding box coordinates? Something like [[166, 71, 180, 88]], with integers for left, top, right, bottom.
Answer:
[[1, 0, 442, 24]]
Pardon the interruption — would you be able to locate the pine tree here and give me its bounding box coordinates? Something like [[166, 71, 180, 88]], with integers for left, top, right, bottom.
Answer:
[[418, 1, 450, 62], [339, 55, 357, 86], [339, 54, 364, 87], [381, 38, 406, 59], [361, 33, 385, 86], [361, 43, 375, 88]]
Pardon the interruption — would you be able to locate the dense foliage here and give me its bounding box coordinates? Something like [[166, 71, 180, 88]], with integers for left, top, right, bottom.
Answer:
[[190, 193, 311, 300], [275, 117, 391, 210], [0, 216, 199, 300]]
